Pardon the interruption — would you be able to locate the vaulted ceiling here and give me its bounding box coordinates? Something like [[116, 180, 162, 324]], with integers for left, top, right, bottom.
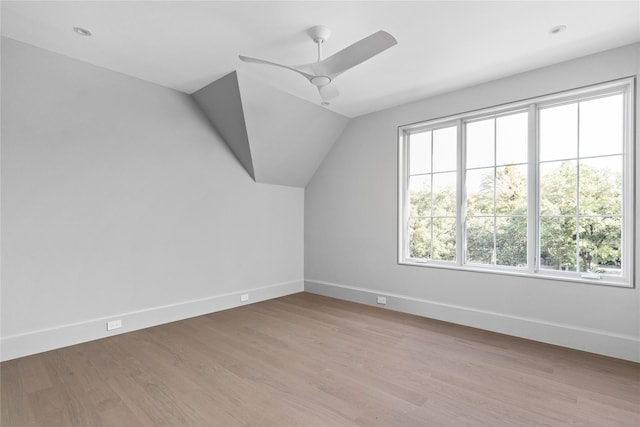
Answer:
[[3, 1, 639, 118]]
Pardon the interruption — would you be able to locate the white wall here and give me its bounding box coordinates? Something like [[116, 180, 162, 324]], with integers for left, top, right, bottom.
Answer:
[[305, 43, 640, 362], [3, 36, 638, 363], [1, 38, 304, 361]]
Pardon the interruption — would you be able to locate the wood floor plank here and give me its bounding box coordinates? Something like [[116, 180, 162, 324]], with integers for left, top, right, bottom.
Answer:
[[2, 292, 639, 426], [1, 358, 35, 426]]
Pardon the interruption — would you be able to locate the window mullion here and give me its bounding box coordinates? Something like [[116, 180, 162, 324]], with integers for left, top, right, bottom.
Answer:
[[398, 129, 409, 263], [493, 119, 498, 266], [527, 104, 538, 274], [576, 103, 581, 272], [456, 118, 465, 266], [429, 131, 434, 259]]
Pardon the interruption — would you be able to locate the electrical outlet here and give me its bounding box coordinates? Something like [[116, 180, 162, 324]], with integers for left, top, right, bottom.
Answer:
[[376, 296, 387, 305], [241, 294, 249, 302], [107, 319, 122, 331]]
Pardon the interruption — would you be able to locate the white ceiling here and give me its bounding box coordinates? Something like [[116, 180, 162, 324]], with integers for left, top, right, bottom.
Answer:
[[2, 1, 639, 117]]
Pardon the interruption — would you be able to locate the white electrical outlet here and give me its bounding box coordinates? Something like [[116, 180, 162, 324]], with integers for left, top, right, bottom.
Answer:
[[241, 294, 249, 302], [376, 296, 387, 305], [106, 319, 122, 331]]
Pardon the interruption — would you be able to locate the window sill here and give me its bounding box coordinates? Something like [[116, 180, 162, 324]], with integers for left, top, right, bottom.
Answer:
[[398, 259, 633, 289]]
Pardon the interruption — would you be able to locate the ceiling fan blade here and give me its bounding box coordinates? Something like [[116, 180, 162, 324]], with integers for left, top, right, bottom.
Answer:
[[238, 55, 314, 81], [309, 30, 397, 79], [318, 84, 339, 102]]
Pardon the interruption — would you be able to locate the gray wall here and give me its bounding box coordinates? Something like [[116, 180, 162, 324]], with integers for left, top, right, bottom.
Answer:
[[305, 43, 640, 361], [1, 38, 304, 360]]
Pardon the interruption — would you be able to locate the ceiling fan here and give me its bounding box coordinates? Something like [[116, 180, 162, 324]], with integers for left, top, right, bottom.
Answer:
[[239, 26, 397, 105]]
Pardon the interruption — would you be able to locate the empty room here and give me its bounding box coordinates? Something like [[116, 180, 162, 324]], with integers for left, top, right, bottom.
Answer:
[[1, 1, 639, 426]]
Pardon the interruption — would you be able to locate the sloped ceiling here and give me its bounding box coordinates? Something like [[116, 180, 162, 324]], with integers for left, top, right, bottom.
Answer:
[[2, 1, 639, 118], [193, 71, 348, 187]]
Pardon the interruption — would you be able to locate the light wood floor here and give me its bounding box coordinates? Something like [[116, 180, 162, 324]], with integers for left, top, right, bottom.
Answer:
[[2, 292, 639, 426]]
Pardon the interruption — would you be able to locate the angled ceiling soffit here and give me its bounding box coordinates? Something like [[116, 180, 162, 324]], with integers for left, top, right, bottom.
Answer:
[[192, 71, 349, 188], [191, 71, 256, 181]]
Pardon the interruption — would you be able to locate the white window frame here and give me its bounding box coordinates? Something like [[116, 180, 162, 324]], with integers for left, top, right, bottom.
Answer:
[[398, 78, 635, 288]]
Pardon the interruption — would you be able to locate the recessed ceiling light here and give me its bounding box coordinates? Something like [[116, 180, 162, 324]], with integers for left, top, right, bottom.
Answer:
[[549, 25, 567, 35], [73, 27, 92, 37]]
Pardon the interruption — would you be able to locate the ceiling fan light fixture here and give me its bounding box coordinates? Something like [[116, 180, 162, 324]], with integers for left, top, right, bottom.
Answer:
[[311, 76, 331, 87]]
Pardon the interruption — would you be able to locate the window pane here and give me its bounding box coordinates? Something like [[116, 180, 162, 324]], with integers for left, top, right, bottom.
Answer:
[[540, 216, 577, 272], [432, 217, 456, 261], [466, 168, 494, 215], [466, 217, 494, 264], [579, 156, 622, 215], [409, 131, 431, 174], [495, 165, 527, 215], [432, 126, 457, 172], [579, 94, 623, 158], [540, 103, 577, 161], [496, 217, 527, 267], [408, 218, 431, 259], [496, 112, 527, 165], [409, 175, 431, 217], [432, 172, 457, 216], [540, 160, 577, 216], [466, 118, 495, 169], [578, 217, 621, 274]]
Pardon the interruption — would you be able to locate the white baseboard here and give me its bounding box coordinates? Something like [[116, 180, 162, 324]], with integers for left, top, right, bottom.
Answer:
[[1, 280, 303, 362], [305, 279, 640, 363]]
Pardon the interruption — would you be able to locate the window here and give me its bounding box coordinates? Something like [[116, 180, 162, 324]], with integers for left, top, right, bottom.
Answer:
[[407, 125, 457, 261], [398, 79, 634, 286], [465, 111, 529, 268]]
